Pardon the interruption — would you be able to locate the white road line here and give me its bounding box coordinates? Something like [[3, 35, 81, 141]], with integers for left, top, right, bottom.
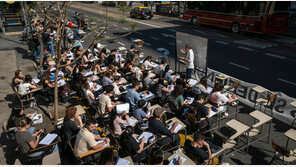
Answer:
[[278, 78, 296, 86], [134, 31, 142, 35], [234, 39, 278, 49], [150, 36, 159, 40], [117, 42, 125, 46], [123, 27, 129, 30], [238, 46, 254, 51], [169, 43, 175, 45], [118, 47, 127, 51], [265, 53, 286, 59], [144, 42, 151, 46], [229, 62, 250, 70], [126, 18, 161, 28], [215, 41, 228, 45]]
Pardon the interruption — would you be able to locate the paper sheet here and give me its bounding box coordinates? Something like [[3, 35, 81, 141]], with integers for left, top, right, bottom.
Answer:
[[128, 118, 137, 126], [84, 71, 93, 77], [169, 123, 183, 133], [58, 80, 66, 87], [32, 78, 40, 84], [50, 67, 56, 72], [116, 103, 130, 114], [96, 140, 110, 147], [207, 87, 213, 94], [94, 85, 102, 92], [167, 85, 175, 91], [209, 110, 216, 118], [185, 97, 195, 104], [169, 155, 186, 165], [138, 132, 154, 143], [32, 114, 43, 125], [188, 79, 198, 85], [39, 133, 58, 145], [144, 91, 154, 99], [116, 158, 130, 165]]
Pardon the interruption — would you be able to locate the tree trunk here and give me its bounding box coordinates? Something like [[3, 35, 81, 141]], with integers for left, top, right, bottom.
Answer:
[[54, 67, 59, 121], [38, 35, 44, 66]]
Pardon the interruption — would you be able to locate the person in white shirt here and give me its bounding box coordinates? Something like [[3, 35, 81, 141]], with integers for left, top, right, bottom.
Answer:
[[18, 75, 37, 95], [143, 56, 156, 70], [180, 44, 194, 79]]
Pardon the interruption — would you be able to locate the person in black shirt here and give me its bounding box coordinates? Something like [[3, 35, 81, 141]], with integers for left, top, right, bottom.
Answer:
[[190, 94, 210, 129], [148, 107, 180, 148], [62, 106, 83, 139], [74, 66, 85, 84], [184, 132, 221, 164], [126, 45, 136, 61], [175, 73, 189, 88], [120, 126, 147, 163]]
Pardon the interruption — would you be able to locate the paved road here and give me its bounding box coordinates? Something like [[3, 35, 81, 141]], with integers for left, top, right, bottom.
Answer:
[[68, 5, 296, 98]]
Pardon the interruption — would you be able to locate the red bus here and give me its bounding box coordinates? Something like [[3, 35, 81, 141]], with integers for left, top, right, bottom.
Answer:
[[183, 1, 291, 34]]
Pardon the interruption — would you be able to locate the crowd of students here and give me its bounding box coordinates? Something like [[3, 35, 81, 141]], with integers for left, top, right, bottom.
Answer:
[[10, 15, 239, 165]]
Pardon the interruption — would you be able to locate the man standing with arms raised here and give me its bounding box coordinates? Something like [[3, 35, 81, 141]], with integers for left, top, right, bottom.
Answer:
[[180, 44, 194, 79]]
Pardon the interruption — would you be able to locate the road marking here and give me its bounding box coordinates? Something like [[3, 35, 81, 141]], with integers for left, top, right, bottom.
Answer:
[[134, 31, 142, 35], [71, 4, 162, 29], [215, 41, 228, 45], [118, 47, 127, 51], [234, 39, 278, 49], [265, 53, 286, 60], [238, 46, 254, 51], [195, 30, 228, 38], [229, 62, 250, 70], [150, 36, 159, 40], [278, 78, 296, 86], [169, 43, 175, 45], [123, 27, 129, 30], [144, 42, 152, 46], [161, 33, 176, 38], [275, 38, 296, 44], [118, 42, 125, 46]]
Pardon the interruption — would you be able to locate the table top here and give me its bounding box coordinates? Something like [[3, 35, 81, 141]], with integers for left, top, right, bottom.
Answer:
[[166, 117, 187, 132], [249, 110, 272, 128], [252, 86, 268, 93], [148, 104, 162, 111], [216, 75, 229, 80], [119, 77, 128, 85], [291, 101, 296, 108], [121, 156, 134, 165], [226, 119, 250, 140], [285, 128, 296, 141], [75, 105, 86, 115], [168, 148, 195, 165]]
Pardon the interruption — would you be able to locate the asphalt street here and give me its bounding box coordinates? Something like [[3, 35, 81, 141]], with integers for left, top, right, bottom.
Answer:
[[68, 5, 296, 98]]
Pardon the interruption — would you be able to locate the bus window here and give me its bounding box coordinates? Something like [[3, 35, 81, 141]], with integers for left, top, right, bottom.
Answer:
[[258, 2, 267, 15], [274, 1, 291, 11]]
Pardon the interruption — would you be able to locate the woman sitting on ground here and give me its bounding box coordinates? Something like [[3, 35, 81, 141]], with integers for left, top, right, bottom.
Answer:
[[12, 70, 25, 87]]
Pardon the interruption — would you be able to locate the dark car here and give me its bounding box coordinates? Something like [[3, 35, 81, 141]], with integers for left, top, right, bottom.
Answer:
[[130, 7, 153, 19]]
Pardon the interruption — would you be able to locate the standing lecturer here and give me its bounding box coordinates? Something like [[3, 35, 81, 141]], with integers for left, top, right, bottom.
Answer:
[[180, 44, 194, 79]]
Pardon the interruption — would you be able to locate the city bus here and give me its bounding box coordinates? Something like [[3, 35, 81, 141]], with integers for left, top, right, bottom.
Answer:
[[183, 1, 291, 34]]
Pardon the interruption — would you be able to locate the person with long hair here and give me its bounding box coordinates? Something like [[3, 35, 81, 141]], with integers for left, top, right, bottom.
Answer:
[[97, 147, 115, 165], [142, 70, 155, 87], [111, 110, 130, 135], [194, 77, 210, 96], [92, 59, 106, 74], [143, 56, 156, 69], [154, 78, 173, 101], [63, 106, 83, 138], [168, 84, 190, 113], [18, 75, 37, 95], [161, 65, 177, 83], [120, 126, 147, 163], [99, 48, 107, 60], [12, 70, 25, 87]]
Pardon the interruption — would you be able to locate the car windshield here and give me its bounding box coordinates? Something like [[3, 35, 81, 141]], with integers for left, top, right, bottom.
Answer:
[[141, 8, 151, 12]]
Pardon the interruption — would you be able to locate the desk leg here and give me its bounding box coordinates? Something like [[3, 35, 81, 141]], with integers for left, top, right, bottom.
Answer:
[[246, 131, 250, 153], [218, 113, 221, 130], [286, 138, 290, 148], [267, 120, 272, 143], [235, 104, 238, 118]]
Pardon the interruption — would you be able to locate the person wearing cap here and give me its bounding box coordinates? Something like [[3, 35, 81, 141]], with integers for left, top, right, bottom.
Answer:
[[148, 107, 180, 148], [180, 44, 194, 79]]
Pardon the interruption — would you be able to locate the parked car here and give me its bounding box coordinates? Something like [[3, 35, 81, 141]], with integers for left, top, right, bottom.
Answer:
[[130, 7, 153, 19]]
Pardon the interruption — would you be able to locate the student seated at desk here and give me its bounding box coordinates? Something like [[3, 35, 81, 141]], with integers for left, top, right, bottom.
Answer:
[[125, 81, 147, 109], [133, 100, 153, 127], [98, 85, 120, 116], [153, 58, 166, 76], [189, 94, 210, 130], [154, 78, 173, 103], [99, 48, 108, 60], [97, 147, 118, 165], [12, 70, 25, 87], [9, 109, 36, 134], [143, 56, 155, 70], [184, 132, 221, 164], [168, 85, 190, 114], [120, 126, 147, 163], [18, 75, 37, 95], [142, 70, 155, 88], [111, 110, 130, 135], [135, 65, 145, 81], [92, 59, 106, 74], [15, 117, 48, 158], [126, 45, 136, 61], [176, 73, 190, 89], [122, 59, 135, 82], [194, 77, 211, 97], [148, 146, 181, 165], [161, 65, 177, 83], [62, 106, 83, 139], [76, 119, 110, 162], [148, 107, 180, 148]]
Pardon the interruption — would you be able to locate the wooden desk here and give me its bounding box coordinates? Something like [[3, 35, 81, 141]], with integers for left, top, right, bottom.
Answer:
[[285, 129, 296, 148], [166, 117, 187, 134], [78, 145, 110, 158], [252, 86, 268, 93], [250, 110, 272, 128], [75, 105, 86, 115], [168, 148, 195, 165], [215, 74, 229, 85], [226, 119, 250, 140], [291, 101, 296, 108]]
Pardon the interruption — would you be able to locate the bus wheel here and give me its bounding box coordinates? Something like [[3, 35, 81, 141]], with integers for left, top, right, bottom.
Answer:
[[191, 16, 199, 26], [231, 22, 241, 34]]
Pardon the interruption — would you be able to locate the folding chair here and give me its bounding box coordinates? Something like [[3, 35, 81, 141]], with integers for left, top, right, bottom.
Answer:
[[253, 93, 277, 117], [270, 141, 296, 165], [224, 80, 241, 94], [10, 83, 37, 109]]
